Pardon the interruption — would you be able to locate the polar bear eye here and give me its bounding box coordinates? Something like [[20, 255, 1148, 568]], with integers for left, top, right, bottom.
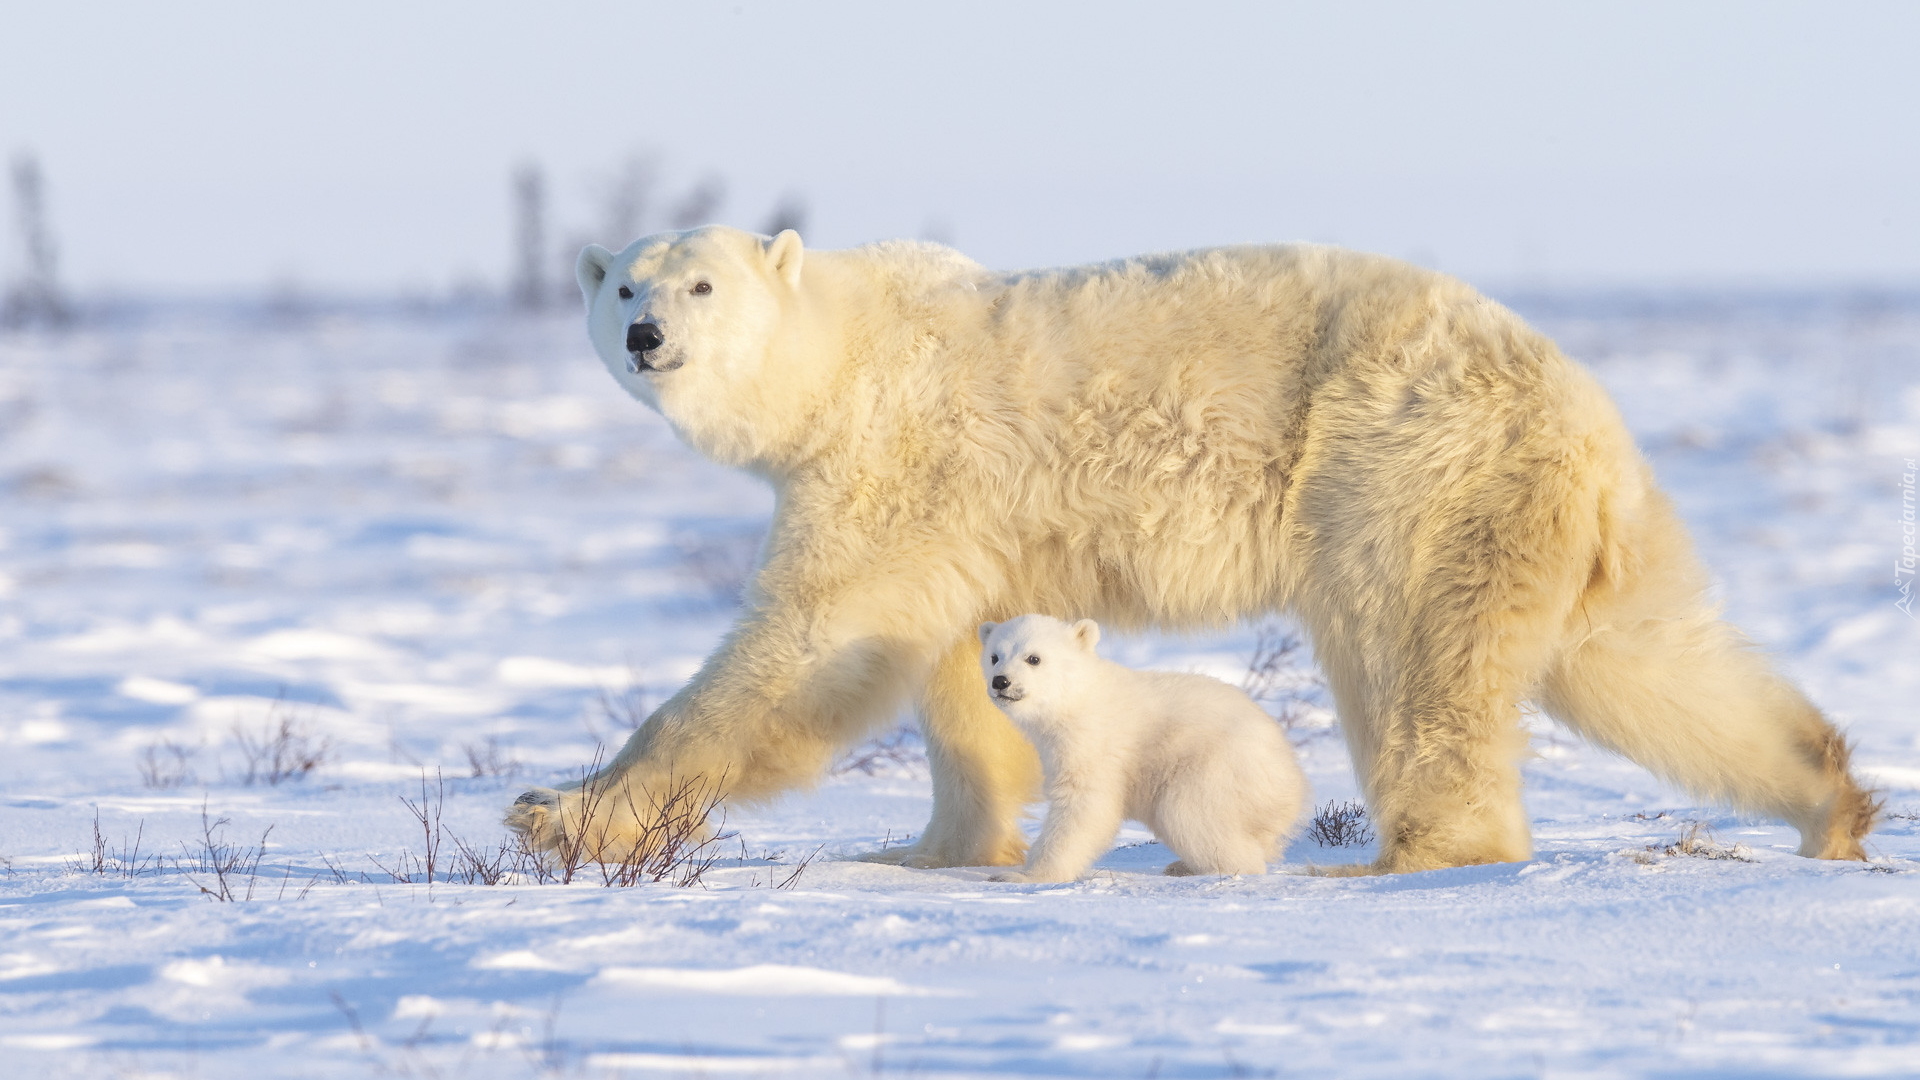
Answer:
[[989, 654, 999, 664], [1025, 655, 1040, 666], [692, 281, 712, 295], [617, 286, 633, 300]]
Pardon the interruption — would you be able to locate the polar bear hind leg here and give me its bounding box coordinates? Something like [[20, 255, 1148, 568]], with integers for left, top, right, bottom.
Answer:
[[1538, 491, 1878, 860], [1145, 769, 1284, 877], [1326, 609, 1546, 875], [1301, 445, 1594, 875]]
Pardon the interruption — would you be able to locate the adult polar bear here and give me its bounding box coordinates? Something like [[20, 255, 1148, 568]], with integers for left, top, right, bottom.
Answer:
[[507, 225, 1877, 873]]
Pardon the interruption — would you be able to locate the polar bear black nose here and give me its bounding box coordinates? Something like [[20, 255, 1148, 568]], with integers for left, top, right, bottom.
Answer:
[[626, 322, 664, 353], [991, 675, 1010, 691]]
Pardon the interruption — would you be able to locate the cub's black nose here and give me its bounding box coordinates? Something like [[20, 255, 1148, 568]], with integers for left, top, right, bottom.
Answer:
[[626, 321, 664, 353], [991, 675, 1010, 691]]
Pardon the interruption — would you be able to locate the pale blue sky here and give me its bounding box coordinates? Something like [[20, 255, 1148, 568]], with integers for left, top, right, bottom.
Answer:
[[3, 1, 1916, 294]]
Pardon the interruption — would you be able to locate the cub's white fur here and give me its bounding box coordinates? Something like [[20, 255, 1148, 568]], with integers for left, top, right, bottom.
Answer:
[[979, 615, 1306, 882], [506, 225, 1877, 875]]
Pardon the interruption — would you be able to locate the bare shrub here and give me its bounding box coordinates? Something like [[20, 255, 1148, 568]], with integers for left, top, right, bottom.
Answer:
[[231, 700, 330, 785], [68, 808, 156, 878], [761, 193, 808, 237], [1241, 624, 1307, 701], [11, 464, 79, 498], [364, 769, 549, 889], [529, 750, 735, 888], [137, 738, 199, 789], [511, 162, 550, 310], [831, 725, 926, 776], [449, 830, 543, 886], [776, 844, 824, 890], [71, 808, 109, 874], [369, 771, 449, 891], [595, 772, 736, 887], [595, 684, 653, 734], [176, 800, 273, 901], [463, 735, 523, 779], [667, 174, 726, 229], [1240, 621, 1326, 732], [349, 759, 738, 893], [1644, 821, 1756, 863], [318, 852, 371, 887], [3, 154, 73, 329], [330, 989, 483, 1078], [358, 771, 548, 888], [675, 528, 763, 607], [1306, 800, 1375, 848]]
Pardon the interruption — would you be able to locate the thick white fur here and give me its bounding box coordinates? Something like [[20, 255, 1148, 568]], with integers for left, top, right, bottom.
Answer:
[[509, 225, 1877, 874], [979, 615, 1306, 882]]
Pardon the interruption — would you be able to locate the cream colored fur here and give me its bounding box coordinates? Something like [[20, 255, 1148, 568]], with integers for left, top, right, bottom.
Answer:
[[506, 225, 1877, 874], [979, 615, 1307, 882]]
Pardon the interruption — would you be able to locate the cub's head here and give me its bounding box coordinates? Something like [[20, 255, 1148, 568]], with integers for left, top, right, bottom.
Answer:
[[977, 614, 1101, 718], [576, 225, 810, 465]]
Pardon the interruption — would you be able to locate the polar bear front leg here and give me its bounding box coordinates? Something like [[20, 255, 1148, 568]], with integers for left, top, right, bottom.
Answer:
[[504, 610, 884, 861], [501, 697, 775, 865], [501, 766, 724, 867], [859, 637, 1041, 868], [990, 784, 1125, 883]]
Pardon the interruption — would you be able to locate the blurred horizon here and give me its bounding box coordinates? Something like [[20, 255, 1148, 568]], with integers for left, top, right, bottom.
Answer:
[[4, 1, 1919, 301]]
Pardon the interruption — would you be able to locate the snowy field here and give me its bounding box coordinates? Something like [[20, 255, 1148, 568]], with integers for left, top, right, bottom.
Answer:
[[2, 288, 1918, 1078]]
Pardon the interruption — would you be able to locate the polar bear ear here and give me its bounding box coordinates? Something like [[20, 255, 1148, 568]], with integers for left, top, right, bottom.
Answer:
[[766, 229, 804, 290], [576, 244, 614, 304], [977, 621, 997, 646], [1071, 619, 1101, 652]]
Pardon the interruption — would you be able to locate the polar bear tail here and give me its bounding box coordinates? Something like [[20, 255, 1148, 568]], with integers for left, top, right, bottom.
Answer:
[[1539, 488, 1880, 859]]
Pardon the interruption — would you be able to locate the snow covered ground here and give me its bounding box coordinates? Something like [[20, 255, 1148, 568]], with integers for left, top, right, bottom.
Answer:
[[2, 288, 1917, 1078]]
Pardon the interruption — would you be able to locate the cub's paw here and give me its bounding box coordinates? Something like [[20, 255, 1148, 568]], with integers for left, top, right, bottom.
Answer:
[[1163, 860, 1198, 877]]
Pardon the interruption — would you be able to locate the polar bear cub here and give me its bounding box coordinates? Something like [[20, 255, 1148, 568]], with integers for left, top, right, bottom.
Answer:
[[978, 614, 1309, 882]]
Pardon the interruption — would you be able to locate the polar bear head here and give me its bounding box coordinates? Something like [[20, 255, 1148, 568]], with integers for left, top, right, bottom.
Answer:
[[977, 614, 1102, 721], [576, 225, 815, 467]]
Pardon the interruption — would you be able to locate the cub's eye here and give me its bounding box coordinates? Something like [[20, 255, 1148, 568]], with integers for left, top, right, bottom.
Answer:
[[617, 285, 633, 300], [989, 654, 999, 664], [1025, 655, 1040, 666], [691, 281, 712, 295]]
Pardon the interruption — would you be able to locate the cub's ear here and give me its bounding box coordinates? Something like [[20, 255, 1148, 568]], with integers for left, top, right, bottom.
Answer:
[[1071, 619, 1101, 651], [977, 621, 998, 646], [576, 244, 614, 305], [766, 229, 804, 290]]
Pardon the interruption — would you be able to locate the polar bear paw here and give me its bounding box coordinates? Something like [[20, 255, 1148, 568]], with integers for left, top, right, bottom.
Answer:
[[504, 787, 564, 852]]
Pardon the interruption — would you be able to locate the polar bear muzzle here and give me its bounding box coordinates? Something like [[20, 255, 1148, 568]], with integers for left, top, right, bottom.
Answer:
[[989, 674, 1022, 702], [625, 321, 678, 372]]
